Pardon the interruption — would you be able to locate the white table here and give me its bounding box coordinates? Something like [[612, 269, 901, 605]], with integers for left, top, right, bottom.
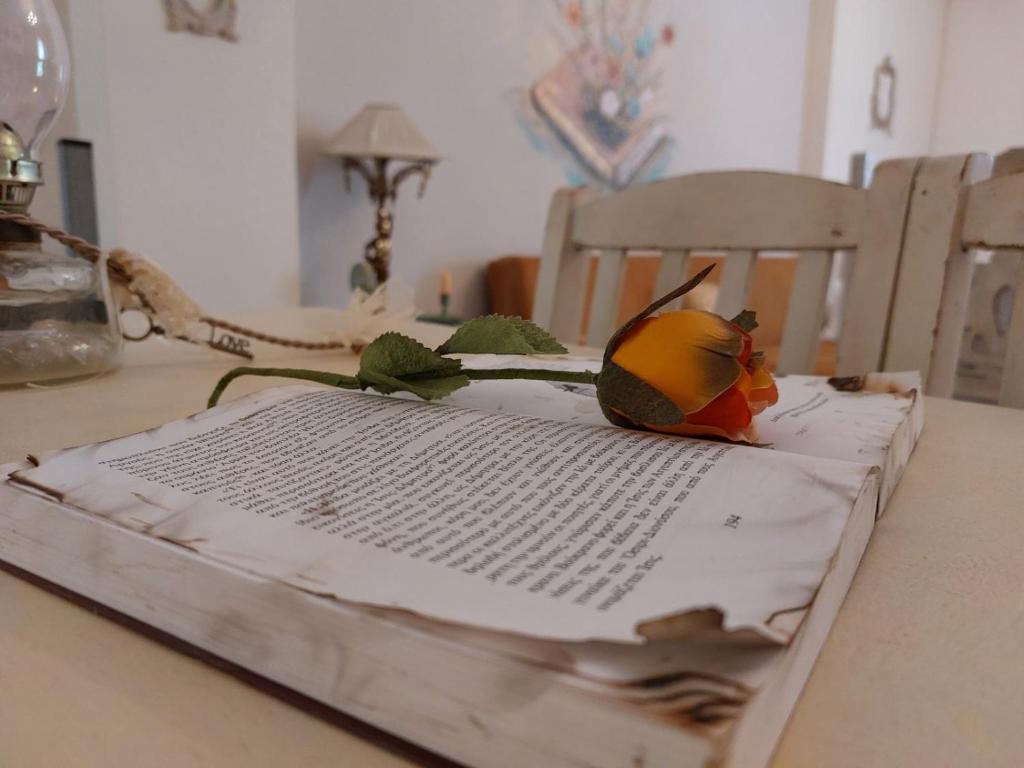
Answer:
[[2, 310, 1023, 767]]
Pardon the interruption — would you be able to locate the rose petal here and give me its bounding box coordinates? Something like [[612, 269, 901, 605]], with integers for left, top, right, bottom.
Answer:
[[648, 417, 759, 443], [611, 310, 744, 415], [748, 365, 779, 411], [688, 378, 753, 432]]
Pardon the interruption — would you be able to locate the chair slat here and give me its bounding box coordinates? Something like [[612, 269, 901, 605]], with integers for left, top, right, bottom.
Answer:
[[571, 172, 866, 251], [586, 249, 628, 347], [992, 147, 1024, 176], [776, 251, 833, 375], [714, 250, 756, 319], [962, 172, 1024, 250], [826, 153, 876, 341], [836, 157, 919, 376], [652, 249, 691, 310], [532, 188, 593, 342], [885, 154, 992, 395]]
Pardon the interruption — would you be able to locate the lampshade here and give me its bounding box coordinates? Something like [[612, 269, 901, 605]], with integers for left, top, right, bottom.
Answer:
[[324, 103, 440, 163]]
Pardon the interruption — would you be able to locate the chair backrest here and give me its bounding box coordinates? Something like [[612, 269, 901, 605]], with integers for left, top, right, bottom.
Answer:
[[874, 153, 993, 398], [532, 163, 920, 376], [900, 150, 1024, 406]]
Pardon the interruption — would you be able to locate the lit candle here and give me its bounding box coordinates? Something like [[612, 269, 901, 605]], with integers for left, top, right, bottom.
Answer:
[[440, 270, 452, 296]]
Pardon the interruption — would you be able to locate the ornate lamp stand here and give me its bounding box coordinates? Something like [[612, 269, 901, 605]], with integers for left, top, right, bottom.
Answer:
[[341, 156, 433, 286], [325, 104, 440, 289]]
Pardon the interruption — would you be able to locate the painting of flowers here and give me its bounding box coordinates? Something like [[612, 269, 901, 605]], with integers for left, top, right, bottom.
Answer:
[[515, 0, 674, 189]]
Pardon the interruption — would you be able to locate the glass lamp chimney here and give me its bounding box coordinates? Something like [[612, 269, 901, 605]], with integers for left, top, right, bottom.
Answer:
[[0, 0, 69, 156], [0, 0, 69, 210]]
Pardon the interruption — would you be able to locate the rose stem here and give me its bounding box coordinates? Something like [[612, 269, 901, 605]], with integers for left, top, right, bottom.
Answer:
[[461, 368, 597, 385], [208, 367, 360, 407]]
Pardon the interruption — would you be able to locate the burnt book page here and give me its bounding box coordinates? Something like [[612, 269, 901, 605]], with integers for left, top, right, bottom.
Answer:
[[11, 386, 874, 644], [435, 355, 922, 511]]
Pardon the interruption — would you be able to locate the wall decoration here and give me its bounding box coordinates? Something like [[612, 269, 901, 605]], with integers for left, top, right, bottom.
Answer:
[[514, 0, 674, 190], [163, 0, 238, 42], [870, 55, 896, 134]]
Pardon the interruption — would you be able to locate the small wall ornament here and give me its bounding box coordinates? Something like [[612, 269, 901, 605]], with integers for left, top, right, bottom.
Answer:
[[163, 0, 238, 42], [870, 55, 896, 134]]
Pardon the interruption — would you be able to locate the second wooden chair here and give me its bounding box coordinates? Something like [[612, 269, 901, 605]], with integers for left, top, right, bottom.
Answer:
[[885, 150, 1024, 407]]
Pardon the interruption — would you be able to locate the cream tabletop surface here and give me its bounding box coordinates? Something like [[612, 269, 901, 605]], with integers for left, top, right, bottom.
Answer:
[[2, 310, 1023, 767]]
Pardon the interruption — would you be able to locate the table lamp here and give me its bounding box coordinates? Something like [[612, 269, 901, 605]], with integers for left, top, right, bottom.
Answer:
[[324, 103, 440, 288]]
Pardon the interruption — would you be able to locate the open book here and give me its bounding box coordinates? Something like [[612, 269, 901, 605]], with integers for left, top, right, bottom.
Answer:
[[0, 365, 922, 768]]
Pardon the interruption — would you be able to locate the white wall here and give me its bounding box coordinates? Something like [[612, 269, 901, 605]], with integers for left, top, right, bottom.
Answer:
[[296, 0, 812, 316], [42, 0, 300, 312], [930, 0, 1024, 155], [657, 1, 812, 174], [817, 0, 947, 181]]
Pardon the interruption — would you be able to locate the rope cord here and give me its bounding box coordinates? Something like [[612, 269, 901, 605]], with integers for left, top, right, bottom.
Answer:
[[0, 210, 350, 351]]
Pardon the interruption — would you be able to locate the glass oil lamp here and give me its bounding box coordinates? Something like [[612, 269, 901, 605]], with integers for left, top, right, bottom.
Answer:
[[0, 0, 122, 386]]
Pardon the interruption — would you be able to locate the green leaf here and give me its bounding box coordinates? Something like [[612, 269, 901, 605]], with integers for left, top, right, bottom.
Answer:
[[357, 332, 468, 400], [596, 362, 684, 427], [604, 264, 716, 364], [358, 369, 470, 400], [439, 316, 534, 354], [505, 317, 567, 353], [437, 315, 568, 355], [730, 309, 759, 333], [360, 332, 463, 379]]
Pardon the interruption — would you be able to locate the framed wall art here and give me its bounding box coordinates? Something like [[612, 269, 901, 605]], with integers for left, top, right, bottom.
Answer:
[[163, 0, 238, 42]]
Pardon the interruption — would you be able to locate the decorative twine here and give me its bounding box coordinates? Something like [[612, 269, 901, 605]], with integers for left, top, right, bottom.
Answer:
[[0, 210, 349, 351], [198, 317, 349, 350]]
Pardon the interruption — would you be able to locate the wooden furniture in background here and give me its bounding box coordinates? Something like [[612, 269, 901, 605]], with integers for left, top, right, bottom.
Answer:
[[530, 164, 920, 377], [955, 149, 1024, 403], [875, 153, 993, 398], [896, 150, 1024, 407]]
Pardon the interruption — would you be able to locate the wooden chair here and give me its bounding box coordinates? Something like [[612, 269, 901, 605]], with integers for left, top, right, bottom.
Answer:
[[954, 155, 1024, 402], [890, 150, 1024, 406], [531, 163, 920, 376]]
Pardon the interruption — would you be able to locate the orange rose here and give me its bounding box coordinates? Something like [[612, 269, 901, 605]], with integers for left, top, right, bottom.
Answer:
[[207, 265, 779, 444], [597, 306, 778, 443]]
